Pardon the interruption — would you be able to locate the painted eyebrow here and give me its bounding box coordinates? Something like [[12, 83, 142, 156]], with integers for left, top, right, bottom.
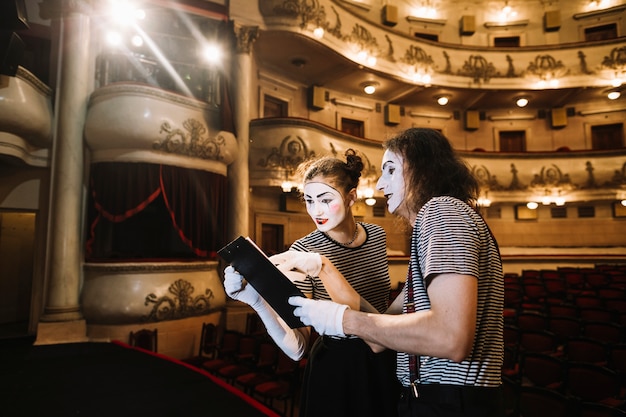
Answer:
[[304, 191, 337, 199], [382, 161, 396, 169]]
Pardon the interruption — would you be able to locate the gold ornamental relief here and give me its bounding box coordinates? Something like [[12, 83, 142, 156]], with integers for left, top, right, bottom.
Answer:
[[154, 119, 226, 161]]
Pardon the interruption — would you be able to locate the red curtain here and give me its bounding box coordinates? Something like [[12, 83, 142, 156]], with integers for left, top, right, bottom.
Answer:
[[86, 162, 227, 260]]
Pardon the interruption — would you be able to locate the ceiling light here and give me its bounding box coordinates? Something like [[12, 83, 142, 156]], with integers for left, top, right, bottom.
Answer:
[[436, 95, 450, 106], [361, 82, 379, 95], [516, 97, 529, 107], [608, 90, 621, 100]]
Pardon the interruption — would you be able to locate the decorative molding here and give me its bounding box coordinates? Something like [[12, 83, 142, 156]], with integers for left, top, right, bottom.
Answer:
[[143, 279, 215, 322], [251, 117, 383, 147], [406, 16, 447, 26], [258, 135, 315, 173], [573, 4, 626, 20], [484, 19, 529, 28], [578, 107, 626, 116], [273, 0, 331, 30], [15, 67, 53, 96], [234, 24, 259, 54], [458, 55, 498, 83], [524, 54, 569, 81], [331, 98, 374, 111], [83, 261, 218, 272], [529, 164, 576, 190], [0, 141, 49, 167], [402, 45, 435, 68], [340, 0, 372, 11], [409, 111, 451, 119], [153, 119, 229, 161], [489, 114, 536, 121], [601, 46, 626, 74]]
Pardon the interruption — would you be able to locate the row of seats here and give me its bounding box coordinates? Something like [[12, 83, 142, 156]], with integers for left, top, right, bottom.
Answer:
[[183, 318, 307, 417], [505, 382, 626, 417], [503, 265, 626, 416]]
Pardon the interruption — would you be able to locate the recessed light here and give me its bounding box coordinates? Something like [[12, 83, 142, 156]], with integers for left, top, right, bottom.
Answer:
[[361, 81, 379, 95], [608, 91, 621, 100], [436, 95, 450, 106], [515, 97, 529, 107]]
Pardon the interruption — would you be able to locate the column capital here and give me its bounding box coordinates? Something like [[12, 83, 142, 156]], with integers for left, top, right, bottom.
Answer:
[[39, 0, 96, 20], [234, 24, 259, 54]]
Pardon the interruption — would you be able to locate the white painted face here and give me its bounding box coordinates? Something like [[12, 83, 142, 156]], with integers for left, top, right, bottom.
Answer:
[[303, 181, 349, 232], [376, 149, 408, 219]]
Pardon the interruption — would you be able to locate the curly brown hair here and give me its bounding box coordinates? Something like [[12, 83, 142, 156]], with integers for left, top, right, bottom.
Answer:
[[383, 128, 479, 212]]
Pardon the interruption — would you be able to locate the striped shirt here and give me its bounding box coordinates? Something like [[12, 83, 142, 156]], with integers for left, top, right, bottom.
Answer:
[[397, 196, 504, 387], [289, 223, 391, 314]]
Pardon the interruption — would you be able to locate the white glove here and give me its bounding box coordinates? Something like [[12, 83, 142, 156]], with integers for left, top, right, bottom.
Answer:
[[289, 296, 348, 337], [270, 251, 322, 277], [223, 266, 306, 361], [281, 269, 308, 285], [224, 266, 263, 309]]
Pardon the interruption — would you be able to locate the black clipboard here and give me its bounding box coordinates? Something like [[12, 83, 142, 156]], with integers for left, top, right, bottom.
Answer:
[[218, 236, 306, 328]]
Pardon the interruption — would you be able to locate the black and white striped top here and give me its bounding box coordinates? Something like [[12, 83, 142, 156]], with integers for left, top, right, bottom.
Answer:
[[289, 223, 391, 314], [397, 196, 504, 387]]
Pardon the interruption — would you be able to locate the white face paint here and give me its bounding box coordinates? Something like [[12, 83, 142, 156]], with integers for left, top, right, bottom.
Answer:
[[303, 181, 348, 233], [376, 149, 409, 219]]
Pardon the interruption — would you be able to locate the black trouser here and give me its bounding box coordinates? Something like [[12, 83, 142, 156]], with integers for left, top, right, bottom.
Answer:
[[398, 383, 505, 417]]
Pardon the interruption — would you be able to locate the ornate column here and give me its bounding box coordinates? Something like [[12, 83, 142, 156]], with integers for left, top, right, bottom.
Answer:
[[227, 24, 258, 241], [36, 0, 92, 343]]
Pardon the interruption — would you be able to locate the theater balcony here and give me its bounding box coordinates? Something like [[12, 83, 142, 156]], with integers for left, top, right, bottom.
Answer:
[[0, 67, 52, 167]]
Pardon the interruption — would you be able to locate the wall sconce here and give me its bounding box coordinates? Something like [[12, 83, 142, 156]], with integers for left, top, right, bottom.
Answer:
[[515, 96, 529, 107], [588, 0, 610, 9], [361, 82, 379, 95], [281, 180, 295, 193], [313, 27, 324, 39], [356, 51, 377, 67], [526, 202, 539, 210], [436, 95, 450, 106], [499, 1, 517, 20], [477, 192, 491, 207], [357, 184, 376, 206]]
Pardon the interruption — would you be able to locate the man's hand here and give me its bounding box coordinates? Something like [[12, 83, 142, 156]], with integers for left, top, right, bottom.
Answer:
[[270, 251, 322, 277], [288, 296, 348, 337]]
